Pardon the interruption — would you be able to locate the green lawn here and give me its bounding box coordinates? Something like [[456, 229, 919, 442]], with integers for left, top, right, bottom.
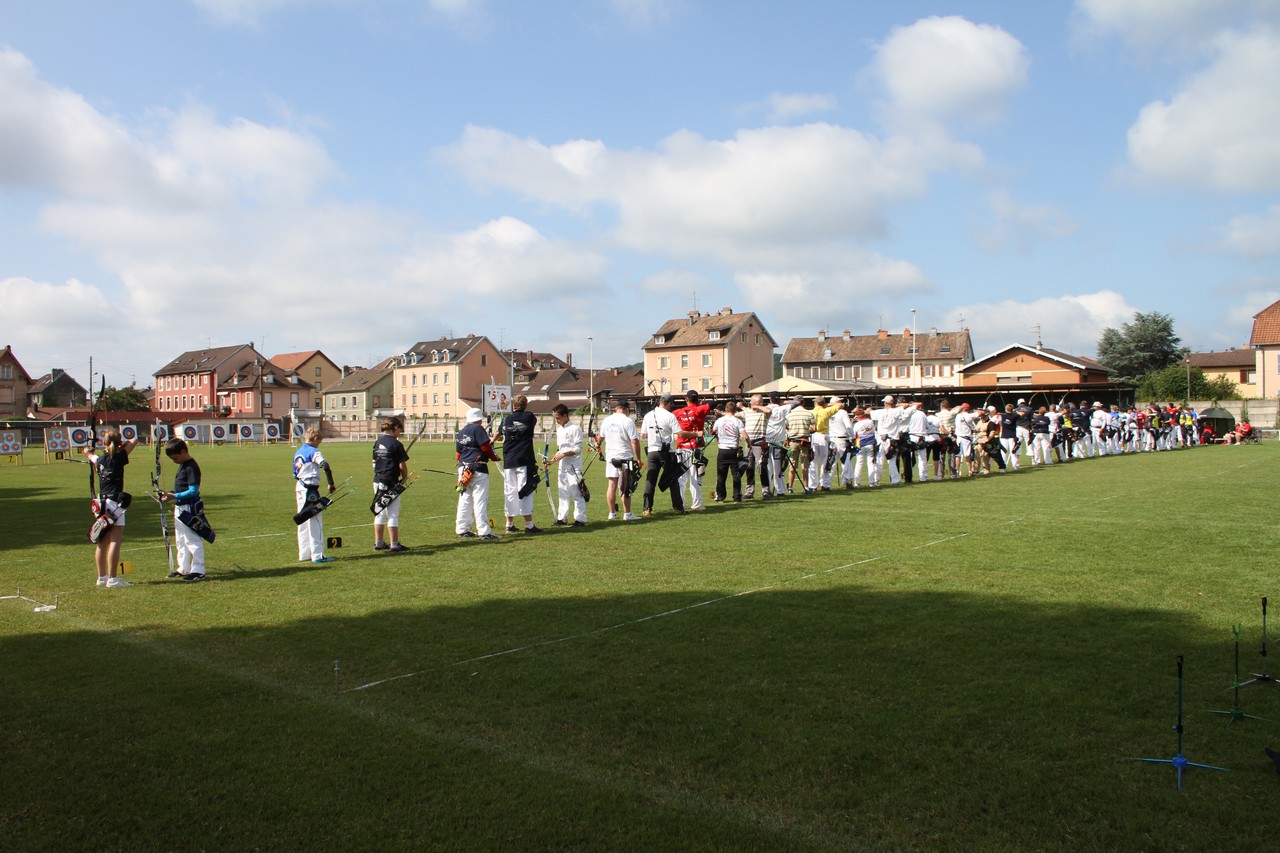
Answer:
[[2, 440, 1278, 851]]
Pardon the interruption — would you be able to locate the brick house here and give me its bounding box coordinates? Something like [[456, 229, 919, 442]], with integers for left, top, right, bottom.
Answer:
[[269, 350, 341, 411], [643, 308, 776, 397], [392, 335, 509, 422], [0, 345, 34, 418]]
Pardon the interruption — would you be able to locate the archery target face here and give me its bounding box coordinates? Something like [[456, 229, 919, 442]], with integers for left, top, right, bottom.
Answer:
[[152, 424, 170, 442], [46, 428, 70, 452], [180, 425, 199, 441], [0, 432, 20, 455], [265, 423, 281, 439], [211, 424, 227, 440], [120, 425, 138, 441], [69, 426, 91, 446]]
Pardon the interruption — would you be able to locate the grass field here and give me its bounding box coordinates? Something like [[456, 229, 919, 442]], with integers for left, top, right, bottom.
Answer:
[[2, 439, 1279, 850]]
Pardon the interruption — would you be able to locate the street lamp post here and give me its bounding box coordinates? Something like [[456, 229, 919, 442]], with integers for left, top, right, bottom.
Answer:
[[911, 308, 918, 388], [588, 336, 594, 413]]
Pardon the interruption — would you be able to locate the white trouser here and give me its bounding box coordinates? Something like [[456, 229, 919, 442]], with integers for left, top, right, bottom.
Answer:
[[876, 437, 901, 484], [768, 442, 787, 494], [1016, 426, 1031, 458], [457, 469, 492, 535], [1091, 428, 1107, 455], [502, 466, 534, 519], [913, 438, 929, 481], [557, 461, 587, 523], [1032, 433, 1052, 464], [174, 508, 205, 574], [677, 448, 703, 509], [373, 482, 401, 527], [295, 481, 324, 560], [808, 433, 829, 490], [854, 443, 878, 486], [830, 438, 851, 485], [1001, 437, 1020, 468]]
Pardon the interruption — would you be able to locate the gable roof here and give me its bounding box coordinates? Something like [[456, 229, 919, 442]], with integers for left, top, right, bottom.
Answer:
[[401, 335, 498, 365], [0, 345, 34, 383], [961, 343, 1113, 374], [783, 329, 973, 363], [218, 361, 313, 392], [644, 309, 777, 350], [326, 359, 397, 393], [269, 350, 337, 373], [155, 344, 261, 377], [1250, 299, 1280, 346], [1186, 349, 1255, 369]]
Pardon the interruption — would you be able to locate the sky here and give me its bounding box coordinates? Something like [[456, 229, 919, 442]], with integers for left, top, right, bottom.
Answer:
[[2, 0, 1279, 391]]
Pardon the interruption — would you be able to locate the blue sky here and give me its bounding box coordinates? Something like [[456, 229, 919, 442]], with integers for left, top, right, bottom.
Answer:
[[2, 0, 1278, 390]]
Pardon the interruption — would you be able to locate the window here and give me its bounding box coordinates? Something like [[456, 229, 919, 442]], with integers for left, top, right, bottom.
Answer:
[[680, 355, 689, 369], [442, 351, 449, 362], [810, 367, 820, 379], [245, 393, 253, 411], [340, 396, 347, 408], [896, 365, 909, 378], [877, 366, 890, 379], [412, 394, 417, 405], [834, 366, 844, 380], [709, 330, 720, 341], [412, 374, 417, 386], [940, 345, 951, 354], [880, 347, 890, 355], [681, 378, 689, 392], [372, 395, 380, 408], [443, 373, 449, 385], [481, 354, 488, 367], [655, 335, 666, 345], [263, 392, 272, 407], [702, 354, 712, 367], [1243, 369, 1257, 384], [755, 334, 762, 345], [432, 393, 439, 405], [432, 373, 438, 385], [701, 378, 710, 391], [401, 376, 406, 387], [741, 332, 747, 343], [793, 367, 804, 378], [659, 356, 670, 369], [314, 383, 321, 392], [0, 365, 11, 380], [400, 394, 406, 406], [292, 393, 300, 407], [444, 393, 450, 404], [432, 351, 439, 363]]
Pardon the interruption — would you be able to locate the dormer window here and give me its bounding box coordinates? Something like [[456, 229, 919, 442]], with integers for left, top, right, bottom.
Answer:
[[432, 351, 439, 363], [655, 335, 666, 345], [709, 330, 721, 341], [442, 351, 449, 362], [880, 347, 890, 355], [940, 346, 951, 354]]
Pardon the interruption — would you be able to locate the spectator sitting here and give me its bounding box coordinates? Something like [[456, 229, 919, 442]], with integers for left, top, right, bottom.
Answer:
[[1223, 421, 1254, 444]]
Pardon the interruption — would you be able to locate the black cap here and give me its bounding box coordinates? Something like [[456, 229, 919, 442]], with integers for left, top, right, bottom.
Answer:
[[660, 393, 675, 404]]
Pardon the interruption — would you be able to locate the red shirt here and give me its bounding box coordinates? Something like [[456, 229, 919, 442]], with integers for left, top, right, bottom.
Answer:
[[673, 402, 711, 450]]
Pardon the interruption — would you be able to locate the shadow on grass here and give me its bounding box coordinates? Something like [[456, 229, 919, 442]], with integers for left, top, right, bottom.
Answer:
[[4, 583, 1280, 850]]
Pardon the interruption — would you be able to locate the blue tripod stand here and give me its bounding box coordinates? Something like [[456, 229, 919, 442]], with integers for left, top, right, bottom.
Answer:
[[1131, 655, 1228, 790]]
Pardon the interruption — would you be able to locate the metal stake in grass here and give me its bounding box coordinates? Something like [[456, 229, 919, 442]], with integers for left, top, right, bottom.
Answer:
[[1239, 596, 1278, 688], [1130, 655, 1228, 790], [1209, 624, 1265, 725], [334, 659, 341, 693]]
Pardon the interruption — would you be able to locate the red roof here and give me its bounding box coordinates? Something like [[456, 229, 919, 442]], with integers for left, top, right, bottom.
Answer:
[[1249, 299, 1280, 346]]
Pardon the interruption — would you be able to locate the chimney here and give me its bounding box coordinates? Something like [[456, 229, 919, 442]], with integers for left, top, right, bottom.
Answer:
[[842, 330, 851, 341], [720, 306, 732, 316], [687, 310, 699, 325], [817, 329, 826, 342], [930, 327, 938, 337], [902, 328, 912, 339], [566, 353, 572, 367], [877, 329, 888, 340]]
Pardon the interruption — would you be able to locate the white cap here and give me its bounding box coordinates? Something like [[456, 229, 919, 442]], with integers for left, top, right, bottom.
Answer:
[[883, 395, 895, 403], [466, 407, 484, 423], [986, 405, 996, 412], [1016, 398, 1026, 404], [1093, 401, 1103, 408]]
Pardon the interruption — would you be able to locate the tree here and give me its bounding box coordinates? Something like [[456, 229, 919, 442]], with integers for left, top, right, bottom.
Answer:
[[1135, 365, 1240, 403], [1096, 311, 1184, 384], [97, 385, 151, 411]]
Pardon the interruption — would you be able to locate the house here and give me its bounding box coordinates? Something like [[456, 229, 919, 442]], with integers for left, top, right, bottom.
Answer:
[[510, 350, 571, 381], [1248, 299, 1280, 399], [781, 327, 974, 390], [391, 335, 509, 421], [269, 351, 341, 410], [1186, 348, 1258, 398], [153, 344, 266, 414], [27, 369, 89, 412], [324, 359, 397, 421], [0, 345, 34, 419], [643, 307, 776, 397], [959, 343, 1118, 394], [217, 360, 315, 421]]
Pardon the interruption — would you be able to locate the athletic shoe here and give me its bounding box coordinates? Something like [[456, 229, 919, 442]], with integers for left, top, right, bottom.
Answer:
[[623, 512, 640, 521], [523, 526, 543, 534], [689, 506, 705, 512], [312, 556, 335, 564], [572, 521, 587, 527], [389, 543, 408, 552], [607, 512, 617, 520], [553, 519, 568, 526], [374, 541, 389, 551], [167, 571, 183, 578], [672, 509, 687, 516], [457, 531, 477, 538], [642, 508, 652, 518], [479, 532, 501, 541], [505, 525, 518, 533], [105, 577, 133, 589], [183, 573, 205, 582], [96, 576, 108, 587], [744, 487, 754, 499]]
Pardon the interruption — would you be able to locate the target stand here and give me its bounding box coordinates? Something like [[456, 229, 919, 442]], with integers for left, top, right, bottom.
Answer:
[[1130, 655, 1228, 790], [1240, 596, 1278, 689], [1209, 624, 1266, 725]]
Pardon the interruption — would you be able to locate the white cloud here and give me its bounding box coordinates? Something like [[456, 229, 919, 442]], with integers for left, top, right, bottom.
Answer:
[[393, 217, 607, 301], [736, 252, 931, 329], [1216, 205, 1280, 257], [976, 191, 1078, 254], [764, 92, 838, 123], [609, 0, 679, 29], [1073, 0, 1280, 55], [1126, 27, 1280, 192], [955, 291, 1140, 357], [870, 16, 1029, 127], [441, 122, 982, 265], [190, 0, 312, 28]]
